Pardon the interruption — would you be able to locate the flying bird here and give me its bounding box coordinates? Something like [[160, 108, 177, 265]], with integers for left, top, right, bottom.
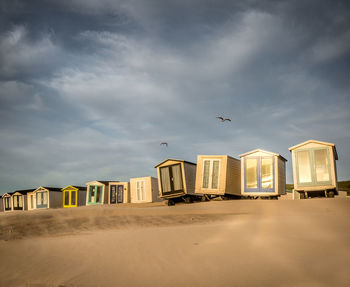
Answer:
[[216, 116, 231, 122], [160, 142, 168, 147]]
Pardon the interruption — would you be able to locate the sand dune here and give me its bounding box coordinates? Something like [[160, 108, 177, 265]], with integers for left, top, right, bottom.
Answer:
[[1, 199, 350, 287]]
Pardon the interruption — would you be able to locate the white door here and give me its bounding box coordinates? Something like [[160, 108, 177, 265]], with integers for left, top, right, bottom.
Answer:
[[136, 181, 146, 202]]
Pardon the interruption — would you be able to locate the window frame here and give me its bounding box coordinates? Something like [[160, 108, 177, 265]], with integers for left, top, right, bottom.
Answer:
[[201, 159, 221, 190]]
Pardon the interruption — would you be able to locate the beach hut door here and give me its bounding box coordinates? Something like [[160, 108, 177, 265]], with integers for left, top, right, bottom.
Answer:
[[36, 191, 48, 208], [160, 164, 184, 195], [117, 185, 124, 203], [4, 197, 11, 211], [110, 185, 117, 204], [13, 195, 23, 210], [245, 157, 274, 193]]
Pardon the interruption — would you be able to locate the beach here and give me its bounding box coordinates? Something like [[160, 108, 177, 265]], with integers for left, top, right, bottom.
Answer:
[[1, 198, 350, 287]]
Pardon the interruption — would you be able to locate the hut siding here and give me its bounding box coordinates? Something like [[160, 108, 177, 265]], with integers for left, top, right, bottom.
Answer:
[[151, 177, 160, 202], [225, 156, 241, 195], [49, 191, 63, 209], [290, 142, 338, 192], [78, 189, 87, 206], [183, 162, 196, 195]]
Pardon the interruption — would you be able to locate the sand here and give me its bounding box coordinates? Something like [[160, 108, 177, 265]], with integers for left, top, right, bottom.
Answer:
[[1, 198, 350, 287]]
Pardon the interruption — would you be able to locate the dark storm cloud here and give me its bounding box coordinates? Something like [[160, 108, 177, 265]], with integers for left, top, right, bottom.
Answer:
[[0, 0, 350, 193]]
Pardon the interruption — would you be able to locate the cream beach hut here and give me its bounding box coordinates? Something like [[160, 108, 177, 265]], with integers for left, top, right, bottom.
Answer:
[[289, 140, 338, 198], [239, 149, 287, 198], [195, 155, 241, 200], [108, 182, 129, 204], [2, 193, 13, 212], [155, 159, 197, 205], [62, 186, 87, 208], [130, 177, 160, 203], [31, 187, 63, 209], [11, 189, 36, 211]]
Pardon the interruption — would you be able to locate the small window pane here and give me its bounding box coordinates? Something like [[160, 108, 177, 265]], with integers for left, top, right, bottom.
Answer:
[[261, 158, 273, 189], [211, 160, 220, 189], [202, 160, 210, 188], [160, 167, 171, 193], [96, 186, 102, 203], [314, 149, 330, 182], [43, 192, 48, 205], [246, 158, 258, 189], [65, 191, 70, 205], [18, 196, 23, 207], [37, 192, 42, 205], [172, 165, 183, 190], [71, 191, 76, 205], [297, 151, 312, 183]]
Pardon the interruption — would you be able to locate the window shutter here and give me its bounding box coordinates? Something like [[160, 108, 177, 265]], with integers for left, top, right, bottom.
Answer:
[[211, 160, 220, 189]]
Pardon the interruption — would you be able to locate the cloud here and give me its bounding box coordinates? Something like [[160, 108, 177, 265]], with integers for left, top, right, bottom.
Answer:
[[0, 25, 62, 80]]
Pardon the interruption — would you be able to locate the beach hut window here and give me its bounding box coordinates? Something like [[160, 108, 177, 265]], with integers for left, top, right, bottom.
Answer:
[[136, 181, 146, 201], [202, 159, 220, 189], [4, 197, 11, 210], [96, 186, 102, 202], [64, 191, 70, 206], [314, 149, 330, 182], [89, 186, 95, 203], [160, 164, 184, 194], [297, 151, 312, 183], [246, 158, 258, 189], [245, 157, 275, 192], [296, 148, 331, 185], [36, 191, 48, 207], [261, 158, 273, 188], [71, 191, 76, 205]]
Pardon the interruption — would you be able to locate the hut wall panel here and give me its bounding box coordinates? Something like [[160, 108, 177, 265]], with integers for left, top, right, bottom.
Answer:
[[151, 177, 160, 202], [225, 156, 241, 195], [49, 191, 63, 209], [183, 163, 197, 195], [24, 194, 28, 210], [78, 189, 87, 206], [278, 158, 286, 195], [0, 197, 3, 212]]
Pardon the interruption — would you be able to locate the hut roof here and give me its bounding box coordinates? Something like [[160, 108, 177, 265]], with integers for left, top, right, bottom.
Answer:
[[62, 185, 87, 191], [288, 140, 338, 160], [239, 149, 287, 161], [13, 189, 36, 195], [154, 158, 196, 168]]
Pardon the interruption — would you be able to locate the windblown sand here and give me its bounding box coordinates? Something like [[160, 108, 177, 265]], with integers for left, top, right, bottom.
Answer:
[[1, 199, 349, 287]]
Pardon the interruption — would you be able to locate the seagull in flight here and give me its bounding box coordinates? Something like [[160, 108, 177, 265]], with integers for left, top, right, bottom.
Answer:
[[160, 142, 168, 147], [216, 116, 231, 122]]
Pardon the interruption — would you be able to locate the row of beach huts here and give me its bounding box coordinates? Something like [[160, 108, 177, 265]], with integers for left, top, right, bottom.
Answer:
[[0, 140, 344, 212]]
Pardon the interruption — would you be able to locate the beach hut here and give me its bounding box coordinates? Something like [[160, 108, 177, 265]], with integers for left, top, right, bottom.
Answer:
[[32, 187, 63, 209], [130, 177, 160, 203], [86, 181, 117, 205], [62, 186, 87, 208], [239, 149, 287, 198], [195, 155, 241, 199], [155, 159, 197, 204], [289, 140, 338, 198], [108, 182, 129, 204], [2, 193, 13, 212], [11, 189, 35, 211]]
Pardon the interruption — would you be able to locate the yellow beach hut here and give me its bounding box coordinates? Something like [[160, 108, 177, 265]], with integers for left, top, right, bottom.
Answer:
[[62, 186, 87, 208]]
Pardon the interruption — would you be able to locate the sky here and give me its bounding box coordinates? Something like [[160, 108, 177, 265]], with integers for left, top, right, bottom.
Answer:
[[0, 0, 350, 194]]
